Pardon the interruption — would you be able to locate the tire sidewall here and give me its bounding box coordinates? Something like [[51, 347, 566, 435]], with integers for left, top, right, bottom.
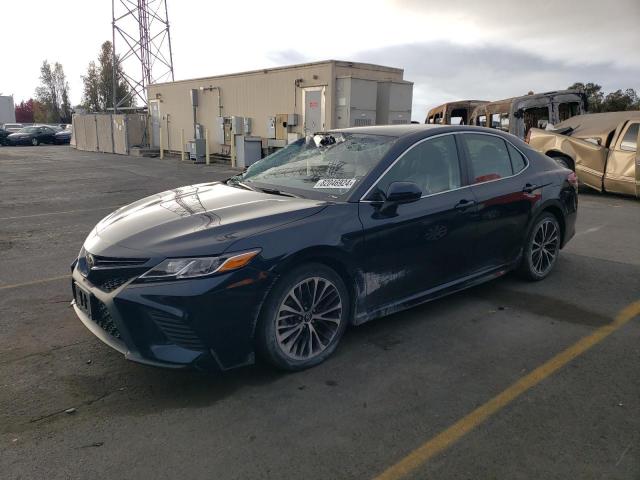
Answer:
[[521, 213, 560, 281], [257, 263, 350, 371]]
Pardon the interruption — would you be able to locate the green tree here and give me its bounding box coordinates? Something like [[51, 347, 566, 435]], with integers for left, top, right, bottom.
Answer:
[[81, 41, 133, 111], [568, 82, 604, 112], [34, 61, 71, 122], [602, 88, 639, 112], [81, 61, 101, 111]]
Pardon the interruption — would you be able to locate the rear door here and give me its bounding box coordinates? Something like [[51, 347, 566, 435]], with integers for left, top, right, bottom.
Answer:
[[459, 133, 537, 270]]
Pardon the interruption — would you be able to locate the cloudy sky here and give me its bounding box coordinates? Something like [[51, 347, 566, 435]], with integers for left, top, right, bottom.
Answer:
[[2, 0, 639, 120]]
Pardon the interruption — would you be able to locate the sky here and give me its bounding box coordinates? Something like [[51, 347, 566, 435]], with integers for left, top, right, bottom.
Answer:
[[1, 0, 639, 121]]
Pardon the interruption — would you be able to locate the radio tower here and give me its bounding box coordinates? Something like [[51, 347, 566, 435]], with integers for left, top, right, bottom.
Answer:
[[111, 0, 175, 110]]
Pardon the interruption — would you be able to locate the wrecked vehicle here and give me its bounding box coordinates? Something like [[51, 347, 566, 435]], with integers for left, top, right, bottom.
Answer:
[[527, 111, 640, 197], [469, 90, 587, 139], [425, 100, 489, 125], [71, 125, 577, 372]]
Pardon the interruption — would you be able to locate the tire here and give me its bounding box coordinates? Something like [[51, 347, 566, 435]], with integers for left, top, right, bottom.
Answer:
[[31, 138, 39, 146], [518, 213, 561, 281], [256, 263, 350, 371]]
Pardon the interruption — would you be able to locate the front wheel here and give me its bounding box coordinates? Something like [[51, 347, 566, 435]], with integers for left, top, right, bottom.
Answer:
[[31, 138, 39, 146], [518, 213, 561, 281], [256, 263, 350, 371]]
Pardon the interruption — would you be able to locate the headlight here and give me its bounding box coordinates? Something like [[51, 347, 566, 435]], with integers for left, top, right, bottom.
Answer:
[[139, 249, 261, 280]]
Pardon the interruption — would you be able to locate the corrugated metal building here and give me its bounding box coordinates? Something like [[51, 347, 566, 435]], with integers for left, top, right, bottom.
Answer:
[[147, 60, 413, 160]]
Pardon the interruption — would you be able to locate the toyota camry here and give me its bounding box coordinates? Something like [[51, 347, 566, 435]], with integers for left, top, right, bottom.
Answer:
[[71, 125, 577, 371]]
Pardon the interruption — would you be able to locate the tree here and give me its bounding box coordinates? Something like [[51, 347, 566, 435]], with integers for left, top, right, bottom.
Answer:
[[568, 83, 640, 113], [34, 60, 72, 122], [15, 99, 35, 123], [568, 82, 604, 112], [602, 89, 639, 112], [81, 61, 101, 112], [82, 41, 133, 112], [33, 100, 48, 123]]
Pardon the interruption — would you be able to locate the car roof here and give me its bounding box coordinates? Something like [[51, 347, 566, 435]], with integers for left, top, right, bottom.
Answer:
[[328, 124, 442, 137], [329, 124, 523, 143]]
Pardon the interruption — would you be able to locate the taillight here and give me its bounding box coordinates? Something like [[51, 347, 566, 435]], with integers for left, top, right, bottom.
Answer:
[[567, 172, 578, 190]]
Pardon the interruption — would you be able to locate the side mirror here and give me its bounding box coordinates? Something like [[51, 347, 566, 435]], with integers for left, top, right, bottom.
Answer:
[[385, 181, 422, 204]]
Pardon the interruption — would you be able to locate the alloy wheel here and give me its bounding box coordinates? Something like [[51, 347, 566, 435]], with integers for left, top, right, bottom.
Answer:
[[275, 276, 343, 361], [31, 138, 38, 146], [531, 219, 559, 276]]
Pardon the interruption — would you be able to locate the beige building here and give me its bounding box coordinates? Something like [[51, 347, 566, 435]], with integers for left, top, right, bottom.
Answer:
[[147, 60, 413, 161]]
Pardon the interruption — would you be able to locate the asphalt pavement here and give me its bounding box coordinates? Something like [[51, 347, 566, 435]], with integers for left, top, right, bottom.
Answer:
[[1, 145, 639, 479]]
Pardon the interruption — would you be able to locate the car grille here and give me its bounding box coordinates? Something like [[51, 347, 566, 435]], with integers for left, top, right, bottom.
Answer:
[[92, 299, 122, 339], [148, 309, 205, 351], [93, 276, 134, 292]]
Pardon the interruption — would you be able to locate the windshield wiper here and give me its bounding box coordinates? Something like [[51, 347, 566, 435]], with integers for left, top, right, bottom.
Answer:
[[227, 179, 259, 192], [258, 187, 300, 198]]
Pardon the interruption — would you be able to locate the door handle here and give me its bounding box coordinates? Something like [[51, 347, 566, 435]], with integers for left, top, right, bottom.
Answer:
[[522, 183, 540, 194], [454, 199, 476, 210]]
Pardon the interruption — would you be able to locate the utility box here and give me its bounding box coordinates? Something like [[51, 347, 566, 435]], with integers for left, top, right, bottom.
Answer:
[[230, 116, 244, 134], [377, 80, 413, 125], [236, 136, 262, 168], [215, 117, 225, 144], [188, 139, 206, 162], [287, 113, 298, 126], [266, 116, 276, 138], [243, 117, 252, 134], [335, 77, 378, 128]]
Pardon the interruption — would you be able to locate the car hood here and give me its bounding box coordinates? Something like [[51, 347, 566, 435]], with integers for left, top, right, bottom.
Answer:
[[84, 182, 328, 257]]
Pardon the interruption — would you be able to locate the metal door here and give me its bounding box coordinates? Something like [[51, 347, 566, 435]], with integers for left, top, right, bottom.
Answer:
[[303, 87, 325, 134], [150, 101, 160, 147]]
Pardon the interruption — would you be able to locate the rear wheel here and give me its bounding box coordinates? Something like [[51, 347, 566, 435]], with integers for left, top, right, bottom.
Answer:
[[518, 213, 561, 281], [31, 138, 39, 146], [257, 263, 350, 371]]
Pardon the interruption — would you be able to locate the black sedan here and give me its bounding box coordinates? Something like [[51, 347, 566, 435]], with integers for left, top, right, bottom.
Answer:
[[7, 126, 57, 145], [0, 128, 9, 145], [71, 125, 577, 371], [54, 128, 72, 144]]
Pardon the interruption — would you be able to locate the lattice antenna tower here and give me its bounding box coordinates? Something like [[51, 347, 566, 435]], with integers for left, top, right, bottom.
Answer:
[[112, 0, 175, 110]]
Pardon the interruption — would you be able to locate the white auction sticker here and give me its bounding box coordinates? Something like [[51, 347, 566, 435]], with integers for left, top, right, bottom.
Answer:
[[313, 178, 357, 189]]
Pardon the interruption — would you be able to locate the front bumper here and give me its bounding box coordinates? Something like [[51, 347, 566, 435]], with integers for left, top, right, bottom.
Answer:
[[71, 264, 274, 370]]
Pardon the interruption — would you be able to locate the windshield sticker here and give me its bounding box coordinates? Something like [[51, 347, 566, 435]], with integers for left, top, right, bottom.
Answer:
[[313, 178, 357, 189]]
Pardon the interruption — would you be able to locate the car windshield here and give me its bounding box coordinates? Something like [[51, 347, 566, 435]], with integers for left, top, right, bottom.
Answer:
[[18, 127, 38, 133], [228, 133, 396, 199]]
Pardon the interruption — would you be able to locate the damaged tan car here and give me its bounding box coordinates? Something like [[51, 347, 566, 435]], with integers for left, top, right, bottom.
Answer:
[[425, 100, 488, 125], [527, 111, 640, 197]]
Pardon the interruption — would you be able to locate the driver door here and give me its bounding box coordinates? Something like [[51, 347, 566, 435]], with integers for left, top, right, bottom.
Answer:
[[358, 133, 478, 311]]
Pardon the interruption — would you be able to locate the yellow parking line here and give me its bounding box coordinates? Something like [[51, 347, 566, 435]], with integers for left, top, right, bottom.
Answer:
[[373, 300, 640, 480], [0, 275, 71, 291]]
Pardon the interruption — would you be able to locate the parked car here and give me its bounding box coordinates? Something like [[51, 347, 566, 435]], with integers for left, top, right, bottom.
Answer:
[[527, 111, 640, 197], [469, 90, 587, 139], [426, 100, 489, 125], [3, 123, 23, 133], [71, 125, 577, 371], [54, 128, 72, 144], [0, 127, 10, 145], [7, 126, 58, 146]]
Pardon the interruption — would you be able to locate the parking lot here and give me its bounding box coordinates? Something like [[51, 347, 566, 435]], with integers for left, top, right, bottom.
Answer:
[[1, 145, 639, 479]]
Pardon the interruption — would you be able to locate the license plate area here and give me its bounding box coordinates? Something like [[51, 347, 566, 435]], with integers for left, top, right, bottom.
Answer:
[[73, 282, 93, 319]]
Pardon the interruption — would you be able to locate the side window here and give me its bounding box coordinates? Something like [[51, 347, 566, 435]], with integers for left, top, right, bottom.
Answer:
[[507, 142, 527, 173], [477, 115, 487, 127], [491, 114, 500, 129], [500, 114, 510, 132], [463, 134, 514, 183], [373, 135, 462, 198], [620, 123, 638, 152]]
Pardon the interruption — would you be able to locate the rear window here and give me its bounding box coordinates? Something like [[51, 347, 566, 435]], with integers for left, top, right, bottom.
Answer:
[[463, 133, 513, 183], [507, 143, 527, 173]]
